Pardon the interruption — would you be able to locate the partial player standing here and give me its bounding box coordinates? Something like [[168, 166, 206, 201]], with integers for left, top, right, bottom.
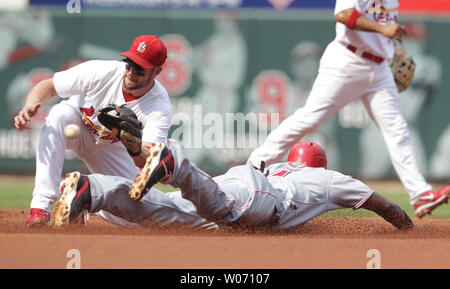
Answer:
[[53, 141, 413, 231], [14, 35, 173, 227], [246, 0, 449, 218]]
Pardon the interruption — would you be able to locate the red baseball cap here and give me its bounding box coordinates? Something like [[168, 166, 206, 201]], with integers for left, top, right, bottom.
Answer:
[[120, 35, 167, 69]]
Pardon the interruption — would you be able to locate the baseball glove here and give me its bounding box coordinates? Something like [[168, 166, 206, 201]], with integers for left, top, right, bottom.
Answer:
[[390, 43, 416, 93], [98, 104, 143, 156]]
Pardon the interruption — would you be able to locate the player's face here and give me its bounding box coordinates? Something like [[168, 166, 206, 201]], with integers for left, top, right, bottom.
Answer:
[[122, 59, 160, 91]]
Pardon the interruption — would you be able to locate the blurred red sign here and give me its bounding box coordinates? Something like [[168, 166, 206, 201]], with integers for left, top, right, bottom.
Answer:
[[400, 0, 450, 15]]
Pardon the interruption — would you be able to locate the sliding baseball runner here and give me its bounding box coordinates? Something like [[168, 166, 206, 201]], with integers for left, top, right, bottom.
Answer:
[[52, 140, 413, 231]]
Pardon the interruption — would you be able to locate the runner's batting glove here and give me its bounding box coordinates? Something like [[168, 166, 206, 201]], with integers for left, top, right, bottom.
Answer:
[[98, 104, 143, 156]]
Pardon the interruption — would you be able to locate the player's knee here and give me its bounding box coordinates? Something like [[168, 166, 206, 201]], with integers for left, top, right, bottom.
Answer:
[[46, 103, 79, 125]]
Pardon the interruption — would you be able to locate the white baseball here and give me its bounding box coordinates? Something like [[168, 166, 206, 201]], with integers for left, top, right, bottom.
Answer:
[[64, 124, 81, 139]]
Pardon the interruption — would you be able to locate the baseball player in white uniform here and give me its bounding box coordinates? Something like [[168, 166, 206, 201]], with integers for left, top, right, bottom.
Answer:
[[14, 35, 173, 227], [247, 0, 450, 218], [53, 140, 413, 231]]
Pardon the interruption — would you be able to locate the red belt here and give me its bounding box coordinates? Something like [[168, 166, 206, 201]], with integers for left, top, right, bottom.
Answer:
[[346, 44, 384, 64]]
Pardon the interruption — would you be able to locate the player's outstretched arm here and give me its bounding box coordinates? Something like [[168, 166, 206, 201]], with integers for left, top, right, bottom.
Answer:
[[14, 78, 57, 130], [335, 8, 406, 42], [360, 192, 414, 230]]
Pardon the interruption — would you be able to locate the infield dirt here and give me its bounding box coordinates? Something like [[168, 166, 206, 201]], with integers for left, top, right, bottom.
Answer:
[[1, 209, 450, 269]]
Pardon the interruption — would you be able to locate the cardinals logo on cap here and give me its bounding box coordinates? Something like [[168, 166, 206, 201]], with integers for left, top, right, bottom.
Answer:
[[137, 41, 147, 53]]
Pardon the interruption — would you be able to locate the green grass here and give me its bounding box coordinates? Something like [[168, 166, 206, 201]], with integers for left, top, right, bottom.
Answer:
[[322, 192, 450, 219], [0, 177, 35, 209], [0, 177, 176, 209], [1, 176, 449, 219]]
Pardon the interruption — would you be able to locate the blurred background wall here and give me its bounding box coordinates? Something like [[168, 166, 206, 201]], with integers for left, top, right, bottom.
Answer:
[[0, 0, 449, 180]]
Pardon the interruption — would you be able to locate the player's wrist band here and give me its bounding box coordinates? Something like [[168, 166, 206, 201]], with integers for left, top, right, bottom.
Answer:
[[346, 10, 362, 29]]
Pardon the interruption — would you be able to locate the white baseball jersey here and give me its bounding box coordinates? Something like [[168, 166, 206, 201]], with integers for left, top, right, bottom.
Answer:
[[335, 0, 398, 59], [53, 60, 172, 144], [31, 60, 173, 213]]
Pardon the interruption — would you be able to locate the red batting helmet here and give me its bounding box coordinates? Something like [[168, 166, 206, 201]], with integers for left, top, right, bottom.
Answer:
[[287, 141, 327, 168]]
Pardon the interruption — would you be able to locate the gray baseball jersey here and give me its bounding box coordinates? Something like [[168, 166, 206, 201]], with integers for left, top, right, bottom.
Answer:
[[168, 140, 373, 230], [85, 140, 373, 231]]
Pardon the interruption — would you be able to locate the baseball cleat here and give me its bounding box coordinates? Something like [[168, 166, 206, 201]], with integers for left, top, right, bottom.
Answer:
[[129, 142, 174, 201], [53, 172, 92, 227], [413, 185, 450, 218], [26, 208, 51, 228]]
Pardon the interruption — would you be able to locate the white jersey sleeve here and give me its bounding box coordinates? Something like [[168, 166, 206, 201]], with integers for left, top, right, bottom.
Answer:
[[53, 60, 119, 98], [141, 110, 172, 143], [334, 0, 357, 14]]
